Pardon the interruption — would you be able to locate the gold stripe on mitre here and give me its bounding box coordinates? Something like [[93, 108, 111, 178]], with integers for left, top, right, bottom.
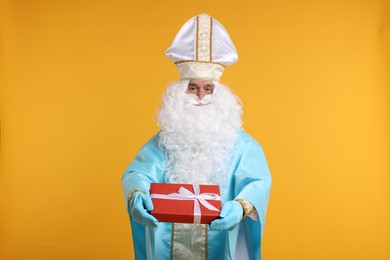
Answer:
[[196, 14, 212, 62]]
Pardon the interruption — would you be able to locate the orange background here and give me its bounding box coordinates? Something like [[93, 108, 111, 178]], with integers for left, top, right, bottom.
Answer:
[[1, 0, 389, 259]]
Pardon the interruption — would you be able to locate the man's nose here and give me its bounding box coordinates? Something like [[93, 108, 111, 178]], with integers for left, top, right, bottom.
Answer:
[[197, 90, 207, 99]]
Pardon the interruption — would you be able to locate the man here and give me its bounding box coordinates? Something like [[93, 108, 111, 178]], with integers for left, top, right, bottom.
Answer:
[[122, 14, 272, 260]]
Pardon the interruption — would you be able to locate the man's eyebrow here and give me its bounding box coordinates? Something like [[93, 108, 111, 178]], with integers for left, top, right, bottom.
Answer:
[[205, 84, 215, 87]]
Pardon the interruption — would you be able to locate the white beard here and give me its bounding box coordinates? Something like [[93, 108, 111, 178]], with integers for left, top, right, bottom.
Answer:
[[157, 80, 242, 192]]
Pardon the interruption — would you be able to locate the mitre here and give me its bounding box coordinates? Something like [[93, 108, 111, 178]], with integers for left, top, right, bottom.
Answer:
[[165, 13, 238, 82]]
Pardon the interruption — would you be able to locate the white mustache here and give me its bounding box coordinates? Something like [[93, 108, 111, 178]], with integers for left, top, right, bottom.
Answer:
[[186, 94, 213, 106]]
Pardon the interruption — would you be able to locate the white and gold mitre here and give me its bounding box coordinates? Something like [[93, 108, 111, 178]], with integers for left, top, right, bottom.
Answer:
[[165, 13, 238, 82]]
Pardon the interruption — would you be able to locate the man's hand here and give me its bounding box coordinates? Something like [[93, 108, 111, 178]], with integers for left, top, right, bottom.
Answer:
[[210, 200, 243, 231], [128, 191, 158, 228]]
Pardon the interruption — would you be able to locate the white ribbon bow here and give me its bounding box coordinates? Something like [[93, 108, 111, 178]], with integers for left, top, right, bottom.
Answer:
[[150, 184, 221, 224]]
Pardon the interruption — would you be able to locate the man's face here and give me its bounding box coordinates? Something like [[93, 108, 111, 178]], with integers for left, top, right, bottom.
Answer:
[[185, 79, 215, 100]]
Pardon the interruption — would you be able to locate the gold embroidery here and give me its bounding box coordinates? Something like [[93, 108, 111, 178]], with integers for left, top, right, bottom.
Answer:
[[196, 16, 199, 61], [209, 16, 213, 62], [170, 223, 174, 260], [205, 224, 208, 259], [235, 198, 253, 219], [174, 59, 226, 68], [127, 189, 146, 203]]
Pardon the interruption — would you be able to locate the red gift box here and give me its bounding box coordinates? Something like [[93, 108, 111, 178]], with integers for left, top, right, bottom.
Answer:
[[150, 183, 222, 224]]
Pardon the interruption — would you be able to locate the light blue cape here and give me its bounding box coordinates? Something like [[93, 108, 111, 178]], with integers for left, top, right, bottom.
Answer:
[[122, 131, 272, 260]]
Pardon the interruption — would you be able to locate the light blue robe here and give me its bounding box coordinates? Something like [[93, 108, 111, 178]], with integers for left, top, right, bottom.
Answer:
[[121, 131, 272, 260]]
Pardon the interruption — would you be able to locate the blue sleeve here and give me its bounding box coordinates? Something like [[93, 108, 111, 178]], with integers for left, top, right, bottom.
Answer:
[[225, 133, 272, 260], [121, 134, 166, 210], [234, 134, 272, 228]]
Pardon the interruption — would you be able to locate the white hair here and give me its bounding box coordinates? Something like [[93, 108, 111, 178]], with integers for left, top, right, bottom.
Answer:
[[157, 80, 242, 192]]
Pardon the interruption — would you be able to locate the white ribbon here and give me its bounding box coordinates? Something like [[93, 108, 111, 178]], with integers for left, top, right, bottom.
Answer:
[[151, 184, 221, 224]]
